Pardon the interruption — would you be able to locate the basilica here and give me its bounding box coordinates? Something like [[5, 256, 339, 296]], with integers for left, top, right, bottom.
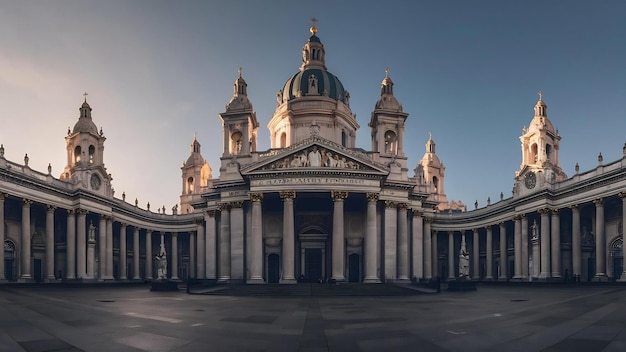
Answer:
[[1, 24, 625, 285]]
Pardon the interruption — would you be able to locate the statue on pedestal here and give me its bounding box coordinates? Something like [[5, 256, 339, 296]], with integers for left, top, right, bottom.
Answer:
[[155, 244, 167, 280], [458, 235, 470, 280]]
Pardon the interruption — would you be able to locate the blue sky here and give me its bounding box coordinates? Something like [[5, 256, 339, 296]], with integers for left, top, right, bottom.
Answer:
[[1, 1, 624, 211]]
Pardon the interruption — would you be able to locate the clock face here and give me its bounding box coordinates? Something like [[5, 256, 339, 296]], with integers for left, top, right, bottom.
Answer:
[[524, 171, 536, 189], [90, 174, 101, 190]]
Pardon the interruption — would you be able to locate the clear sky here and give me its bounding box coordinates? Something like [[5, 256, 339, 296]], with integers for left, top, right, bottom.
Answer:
[[1, 0, 624, 212]]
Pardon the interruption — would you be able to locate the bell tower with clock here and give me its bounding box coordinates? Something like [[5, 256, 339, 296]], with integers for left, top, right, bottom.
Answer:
[[515, 92, 567, 196], [369, 68, 409, 174], [60, 94, 112, 197]]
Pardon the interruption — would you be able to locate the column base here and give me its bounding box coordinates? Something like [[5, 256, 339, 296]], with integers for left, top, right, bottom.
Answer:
[[483, 276, 494, 281], [363, 277, 381, 283], [498, 275, 508, 281], [551, 273, 561, 279], [171, 276, 180, 280], [132, 276, 142, 280], [279, 278, 297, 284], [617, 272, 626, 282], [511, 276, 523, 281], [18, 277, 33, 283], [46, 275, 56, 280], [539, 272, 550, 279], [120, 276, 128, 280], [247, 277, 265, 284], [593, 274, 608, 282]]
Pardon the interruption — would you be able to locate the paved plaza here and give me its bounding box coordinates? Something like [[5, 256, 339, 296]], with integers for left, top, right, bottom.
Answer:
[[1, 284, 626, 352]]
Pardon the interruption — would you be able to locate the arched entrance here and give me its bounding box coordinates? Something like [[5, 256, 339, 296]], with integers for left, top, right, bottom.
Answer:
[[4, 240, 16, 281], [610, 236, 623, 281], [348, 253, 360, 282], [267, 253, 280, 283], [298, 227, 327, 283]]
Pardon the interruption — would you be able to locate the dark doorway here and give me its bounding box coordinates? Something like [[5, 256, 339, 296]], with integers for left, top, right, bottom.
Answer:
[[4, 259, 14, 281], [305, 249, 322, 282], [4, 241, 15, 281], [588, 258, 595, 281], [348, 253, 360, 282], [34, 259, 42, 282], [613, 258, 623, 282], [268, 254, 280, 283]]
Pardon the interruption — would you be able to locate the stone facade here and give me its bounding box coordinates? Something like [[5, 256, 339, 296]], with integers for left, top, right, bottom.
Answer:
[[0, 25, 625, 284]]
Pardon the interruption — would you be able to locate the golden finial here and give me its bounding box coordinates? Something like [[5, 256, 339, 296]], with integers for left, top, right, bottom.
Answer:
[[310, 18, 318, 35]]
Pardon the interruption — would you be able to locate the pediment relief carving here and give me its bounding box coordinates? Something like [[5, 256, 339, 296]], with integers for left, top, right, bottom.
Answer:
[[260, 145, 371, 171]]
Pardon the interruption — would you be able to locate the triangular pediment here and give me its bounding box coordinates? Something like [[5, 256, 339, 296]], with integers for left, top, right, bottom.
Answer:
[[241, 136, 389, 176]]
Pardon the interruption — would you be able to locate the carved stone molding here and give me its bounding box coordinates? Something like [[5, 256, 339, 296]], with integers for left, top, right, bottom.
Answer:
[[206, 209, 216, 217], [570, 204, 579, 211], [397, 202, 409, 209], [593, 198, 604, 206], [230, 201, 243, 209], [67, 209, 75, 215], [384, 200, 397, 209], [249, 192, 264, 202], [331, 191, 348, 201], [551, 209, 560, 216], [195, 218, 204, 225], [46, 204, 56, 212], [218, 202, 230, 211], [22, 198, 32, 206], [618, 192, 626, 199], [279, 191, 296, 200], [412, 210, 422, 218], [77, 209, 89, 216], [0, 193, 6, 201], [366, 192, 379, 202]]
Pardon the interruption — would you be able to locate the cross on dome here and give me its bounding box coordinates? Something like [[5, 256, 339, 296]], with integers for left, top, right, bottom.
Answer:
[[538, 90, 543, 101], [310, 18, 318, 34], [83, 91, 88, 102]]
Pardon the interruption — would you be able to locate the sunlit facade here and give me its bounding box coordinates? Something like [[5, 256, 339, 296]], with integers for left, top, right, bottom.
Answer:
[[1, 26, 624, 284]]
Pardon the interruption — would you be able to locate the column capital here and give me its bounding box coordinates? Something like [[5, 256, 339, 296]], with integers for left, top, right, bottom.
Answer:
[[499, 221, 506, 227], [249, 192, 263, 202], [366, 192, 379, 202], [412, 210, 422, 217], [593, 198, 604, 206], [331, 191, 348, 201], [120, 222, 127, 227], [171, 232, 178, 237], [46, 204, 56, 212], [397, 202, 409, 210], [384, 200, 397, 208], [0, 192, 6, 200], [206, 209, 216, 217], [218, 202, 230, 211], [618, 192, 626, 199], [570, 204, 579, 211], [423, 217, 433, 224], [472, 228, 479, 234], [279, 191, 296, 201], [195, 218, 204, 225], [67, 208, 75, 215], [77, 209, 89, 216], [230, 201, 243, 208], [551, 208, 560, 216], [484, 225, 493, 231], [22, 198, 32, 206]]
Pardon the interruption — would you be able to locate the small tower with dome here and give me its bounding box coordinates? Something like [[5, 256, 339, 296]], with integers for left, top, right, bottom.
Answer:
[[60, 94, 111, 196], [180, 136, 212, 214], [218, 68, 259, 170], [516, 92, 567, 194]]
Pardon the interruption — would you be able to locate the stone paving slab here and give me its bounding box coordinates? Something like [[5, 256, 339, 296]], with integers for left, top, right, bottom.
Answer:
[[2, 285, 626, 351]]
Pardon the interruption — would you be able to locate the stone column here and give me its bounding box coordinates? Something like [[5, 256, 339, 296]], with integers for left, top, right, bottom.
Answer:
[[205, 210, 216, 280], [521, 215, 528, 279], [539, 208, 550, 279], [397, 203, 409, 281], [432, 230, 439, 278], [513, 215, 522, 280], [499, 222, 507, 280], [98, 215, 106, 280], [105, 217, 113, 279], [66, 210, 76, 279], [230, 201, 244, 282], [619, 193, 626, 281], [364, 193, 380, 283], [145, 230, 153, 280], [331, 191, 348, 282], [196, 219, 205, 280], [593, 198, 606, 280], [218, 202, 231, 282], [189, 231, 196, 278], [171, 233, 179, 280], [76, 209, 87, 279], [45, 205, 56, 280], [280, 191, 297, 283], [485, 226, 493, 280], [119, 223, 127, 280], [571, 205, 581, 277], [20, 199, 32, 280], [531, 222, 540, 278], [87, 224, 96, 279], [0, 193, 5, 280], [383, 201, 397, 281], [551, 209, 561, 278], [133, 227, 140, 280], [249, 192, 264, 284], [447, 231, 455, 280], [472, 228, 479, 279], [423, 218, 432, 279], [411, 210, 423, 281]]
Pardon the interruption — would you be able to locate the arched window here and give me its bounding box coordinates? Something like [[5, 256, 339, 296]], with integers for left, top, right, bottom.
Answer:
[[546, 144, 552, 159], [231, 132, 242, 154], [187, 177, 194, 194], [341, 130, 347, 147], [88, 145, 95, 164], [433, 176, 439, 191], [384, 130, 397, 154], [531, 143, 538, 163], [280, 132, 287, 148], [74, 146, 81, 163]]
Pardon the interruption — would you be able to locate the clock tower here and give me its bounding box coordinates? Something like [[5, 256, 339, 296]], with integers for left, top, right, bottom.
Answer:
[[515, 92, 567, 196], [60, 94, 112, 197]]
